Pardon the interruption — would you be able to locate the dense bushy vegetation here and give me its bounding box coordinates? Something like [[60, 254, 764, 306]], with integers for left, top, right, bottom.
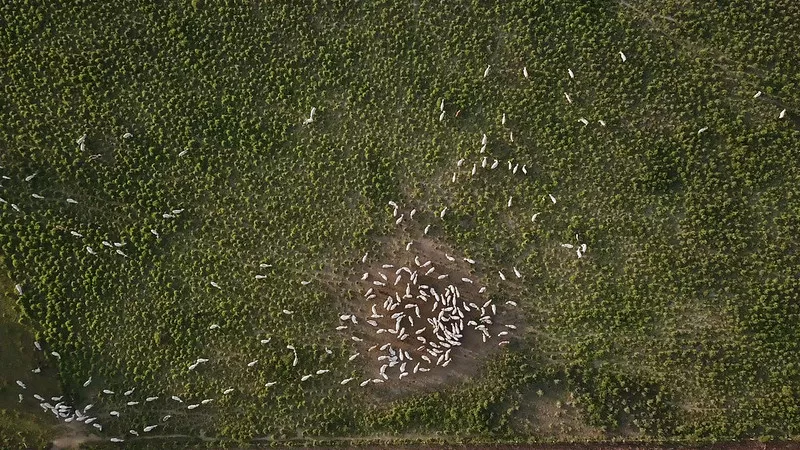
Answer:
[[1, 0, 799, 446]]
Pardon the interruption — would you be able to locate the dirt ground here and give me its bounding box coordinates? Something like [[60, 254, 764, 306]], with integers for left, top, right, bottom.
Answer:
[[305, 442, 799, 450], [340, 219, 515, 402]]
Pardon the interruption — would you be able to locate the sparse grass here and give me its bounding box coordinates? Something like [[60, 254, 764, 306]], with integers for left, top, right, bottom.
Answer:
[[0, 265, 61, 447]]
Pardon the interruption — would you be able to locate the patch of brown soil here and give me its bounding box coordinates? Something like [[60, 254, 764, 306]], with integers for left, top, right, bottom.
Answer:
[[50, 422, 103, 449], [335, 207, 519, 400], [513, 382, 603, 440]]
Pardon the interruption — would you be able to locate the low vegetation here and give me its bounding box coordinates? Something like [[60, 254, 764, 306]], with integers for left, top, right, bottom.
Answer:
[[1, 0, 798, 446]]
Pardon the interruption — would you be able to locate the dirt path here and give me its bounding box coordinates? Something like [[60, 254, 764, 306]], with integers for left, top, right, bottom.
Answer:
[[298, 442, 798, 450], [82, 432, 798, 450]]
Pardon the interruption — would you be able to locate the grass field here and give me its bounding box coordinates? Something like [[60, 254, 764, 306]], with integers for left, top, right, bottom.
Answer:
[[1, 0, 799, 447]]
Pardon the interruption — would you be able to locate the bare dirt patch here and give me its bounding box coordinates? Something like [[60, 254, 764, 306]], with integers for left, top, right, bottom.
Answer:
[[332, 207, 520, 401], [49, 421, 103, 449], [513, 381, 604, 440]]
